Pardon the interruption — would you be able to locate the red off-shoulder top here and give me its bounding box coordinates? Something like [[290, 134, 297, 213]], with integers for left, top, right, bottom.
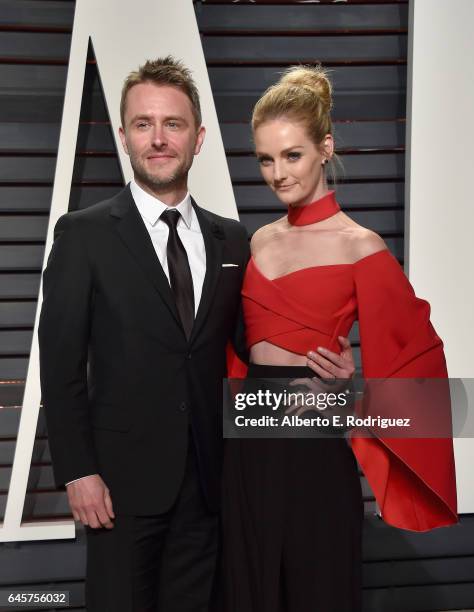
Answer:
[[229, 192, 458, 532]]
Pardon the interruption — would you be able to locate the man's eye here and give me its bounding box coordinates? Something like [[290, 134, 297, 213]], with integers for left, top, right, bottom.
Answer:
[[167, 121, 179, 129], [137, 122, 149, 129]]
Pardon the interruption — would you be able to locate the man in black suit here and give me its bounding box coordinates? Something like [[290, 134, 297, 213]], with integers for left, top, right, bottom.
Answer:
[[39, 57, 249, 611]]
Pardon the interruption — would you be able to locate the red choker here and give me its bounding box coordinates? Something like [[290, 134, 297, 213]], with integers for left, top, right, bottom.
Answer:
[[287, 191, 341, 226]]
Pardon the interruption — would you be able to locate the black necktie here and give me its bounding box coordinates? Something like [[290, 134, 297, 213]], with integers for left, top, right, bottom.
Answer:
[[161, 209, 195, 339]]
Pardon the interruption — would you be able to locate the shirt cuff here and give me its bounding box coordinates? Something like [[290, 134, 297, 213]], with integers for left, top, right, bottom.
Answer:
[[65, 475, 95, 486]]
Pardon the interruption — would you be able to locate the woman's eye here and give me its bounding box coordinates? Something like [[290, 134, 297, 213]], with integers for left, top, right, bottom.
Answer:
[[257, 157, 272, 166], [287, 152, 301, 161]]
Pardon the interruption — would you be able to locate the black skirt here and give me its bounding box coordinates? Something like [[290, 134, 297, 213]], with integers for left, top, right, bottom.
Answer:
[[221, 364, 363, 612]]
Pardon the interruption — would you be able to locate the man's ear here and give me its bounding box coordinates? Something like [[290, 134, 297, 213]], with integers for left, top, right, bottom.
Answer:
[[194, 125, 206, 155], [119, 126, 129, 155]]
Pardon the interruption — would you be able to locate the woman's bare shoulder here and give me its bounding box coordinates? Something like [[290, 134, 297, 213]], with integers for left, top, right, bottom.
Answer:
[[345, 224, 388, 262], [250, 217, 287, 252]]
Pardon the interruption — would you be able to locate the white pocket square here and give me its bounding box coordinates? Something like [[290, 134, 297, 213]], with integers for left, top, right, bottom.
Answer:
[[222, 263, 239, 267]]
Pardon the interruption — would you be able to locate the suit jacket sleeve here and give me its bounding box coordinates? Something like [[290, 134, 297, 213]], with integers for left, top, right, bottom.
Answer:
[[38, 213, 98, 487], [227, 224, 250, 377]]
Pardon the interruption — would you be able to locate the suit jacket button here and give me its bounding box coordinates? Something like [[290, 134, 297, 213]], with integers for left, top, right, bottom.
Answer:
[[187, 353, 192, 360], [179, 402, 188, 412]]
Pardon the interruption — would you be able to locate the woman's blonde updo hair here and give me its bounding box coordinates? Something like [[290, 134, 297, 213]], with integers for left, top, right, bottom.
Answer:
[[252, 65, 339, 181]]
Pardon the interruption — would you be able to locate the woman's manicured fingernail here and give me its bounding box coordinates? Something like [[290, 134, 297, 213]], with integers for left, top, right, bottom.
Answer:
[[317, 346, 327, 354]]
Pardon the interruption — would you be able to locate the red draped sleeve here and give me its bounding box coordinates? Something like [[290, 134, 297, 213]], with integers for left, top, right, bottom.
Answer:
[[226, 341, 248, 379], [351, 250, 457, 531]]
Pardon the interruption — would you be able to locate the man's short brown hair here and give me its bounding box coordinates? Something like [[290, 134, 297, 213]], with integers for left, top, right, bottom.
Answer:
[[120, 56, 202, 128]]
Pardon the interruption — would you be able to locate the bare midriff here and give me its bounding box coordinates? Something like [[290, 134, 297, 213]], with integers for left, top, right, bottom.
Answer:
[[250, 341, 308, 366]]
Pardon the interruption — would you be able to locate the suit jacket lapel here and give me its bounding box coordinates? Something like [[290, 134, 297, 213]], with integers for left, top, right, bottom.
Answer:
[[190, 199, 224, 344], [110, 186, 181, 327]]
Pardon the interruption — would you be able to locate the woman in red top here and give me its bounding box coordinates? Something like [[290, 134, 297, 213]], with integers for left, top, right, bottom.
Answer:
[[222, 66, 457, 611]]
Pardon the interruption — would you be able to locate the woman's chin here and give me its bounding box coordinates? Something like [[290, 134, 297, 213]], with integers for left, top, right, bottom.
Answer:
[[275, 191, 299, 207]]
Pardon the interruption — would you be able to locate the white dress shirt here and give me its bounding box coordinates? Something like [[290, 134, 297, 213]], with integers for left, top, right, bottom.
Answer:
[[130, 179, 206, 315], [66, 180, 206, 486]]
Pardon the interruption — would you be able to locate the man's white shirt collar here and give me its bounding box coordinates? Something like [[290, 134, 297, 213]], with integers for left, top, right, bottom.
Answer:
[[130, 179, 193, 229]]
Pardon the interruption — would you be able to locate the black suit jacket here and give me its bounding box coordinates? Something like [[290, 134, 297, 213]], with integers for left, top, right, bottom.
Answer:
[[38, 185, 249, 515]]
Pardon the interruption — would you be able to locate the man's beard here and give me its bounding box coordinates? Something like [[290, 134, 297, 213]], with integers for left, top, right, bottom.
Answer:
[[130, 152, 191, 192]]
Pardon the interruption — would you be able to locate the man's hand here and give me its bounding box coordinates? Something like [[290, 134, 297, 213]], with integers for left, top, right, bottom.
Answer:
[[284, 336, 355, 416], [66, 474, 115, 529], [307, 336, 355, 380]]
